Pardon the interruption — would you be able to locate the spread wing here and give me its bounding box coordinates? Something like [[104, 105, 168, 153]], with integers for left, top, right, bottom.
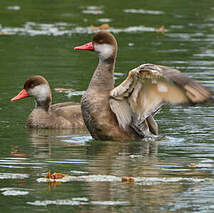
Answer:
[[110, 63, 212, 132]]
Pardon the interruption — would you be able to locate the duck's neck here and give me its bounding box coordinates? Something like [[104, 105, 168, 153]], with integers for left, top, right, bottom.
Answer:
[[35, 97, 51, 111], [88, 55, 116, 91], [35, 93, 52, 112]]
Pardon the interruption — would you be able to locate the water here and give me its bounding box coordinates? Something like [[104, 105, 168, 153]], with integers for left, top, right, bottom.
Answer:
[[0, 0, 214, 212]]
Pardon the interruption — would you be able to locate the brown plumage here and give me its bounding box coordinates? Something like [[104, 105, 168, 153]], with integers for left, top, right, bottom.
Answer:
[[74, 31, 213, 141], [11, 75, 86, 129]]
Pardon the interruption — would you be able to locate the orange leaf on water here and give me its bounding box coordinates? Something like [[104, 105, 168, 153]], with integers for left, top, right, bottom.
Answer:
[[155, 25, 165, 34], [121, 176, 135, 182], [46, 171, 68, 179], [55, 88, 74, 93], [90, 24, 110, 31]]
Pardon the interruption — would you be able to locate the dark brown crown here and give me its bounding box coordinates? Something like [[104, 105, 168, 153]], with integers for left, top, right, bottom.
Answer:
[[24, 75, 49, 90], [93, 31, 117, 47]]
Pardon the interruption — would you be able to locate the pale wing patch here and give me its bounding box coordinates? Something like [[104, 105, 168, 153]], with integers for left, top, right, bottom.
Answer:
[[155, 80, 189, 104], [129, 77, 189, 119], [110, 63, 212, 132], [128, 81, 143, 115], [128, 64, 212, 119], [110, 71, 136, 129], [157, 82, 168, 93], [129, 80, 163, 119], [109, 98, 132, 129]]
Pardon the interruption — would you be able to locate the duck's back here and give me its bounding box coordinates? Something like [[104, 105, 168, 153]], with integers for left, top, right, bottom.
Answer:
[[27, 102, 85, 129]]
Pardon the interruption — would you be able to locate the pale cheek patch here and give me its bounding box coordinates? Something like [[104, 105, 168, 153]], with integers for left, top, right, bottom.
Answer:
[[95, 44, 114, 60], [31, 84, 50, 101], [157, 83, 168, 93]]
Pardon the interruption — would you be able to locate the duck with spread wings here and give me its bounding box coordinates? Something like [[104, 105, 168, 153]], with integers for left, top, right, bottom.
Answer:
[[74, 31, 213, 141]]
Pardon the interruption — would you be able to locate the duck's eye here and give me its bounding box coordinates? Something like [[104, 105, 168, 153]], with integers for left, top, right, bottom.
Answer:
[[98, 40, 103, 44], [29, 83, 35, 89]]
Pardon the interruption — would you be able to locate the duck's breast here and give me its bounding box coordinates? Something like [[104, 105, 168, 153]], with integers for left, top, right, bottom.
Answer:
[[81, 89, 135, 141]]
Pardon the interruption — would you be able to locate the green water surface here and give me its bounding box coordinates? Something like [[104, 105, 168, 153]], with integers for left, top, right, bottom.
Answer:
[[0, 0, 214, 212]]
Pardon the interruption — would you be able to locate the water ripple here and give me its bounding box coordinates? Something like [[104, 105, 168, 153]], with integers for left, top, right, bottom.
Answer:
[[81, 6, 104, 15], [46, 159, 87, 164], [27, 199, 128, 206], [37, 174, 207, 184], [124, 9, 164, 15], [0, 173, 29, 179], [2, 190, 29, 196], [7, 5, 20, 10], [0, 158, 45, 169], [0, 22, 160, 36]]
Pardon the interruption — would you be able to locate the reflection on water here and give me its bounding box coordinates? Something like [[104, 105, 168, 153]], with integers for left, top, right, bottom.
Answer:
[[1, 0, 214, 212], [1, 129, 214, 212], [28, 128, 91, 158], [27, 137, 214, 212]]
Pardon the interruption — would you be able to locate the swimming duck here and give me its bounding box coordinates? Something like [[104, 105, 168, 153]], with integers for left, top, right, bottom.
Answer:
[[11, 75, 86, 129], [74, 31, 212, 141]]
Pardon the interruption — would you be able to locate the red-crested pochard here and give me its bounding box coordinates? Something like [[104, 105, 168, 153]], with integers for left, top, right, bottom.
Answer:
[[74, 31, 213, 141], [11, 75, 86, 129]]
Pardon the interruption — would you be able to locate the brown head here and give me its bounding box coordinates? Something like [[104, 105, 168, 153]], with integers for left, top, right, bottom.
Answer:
[[74, 31, 118, 62], [11, 75, 52, 110]]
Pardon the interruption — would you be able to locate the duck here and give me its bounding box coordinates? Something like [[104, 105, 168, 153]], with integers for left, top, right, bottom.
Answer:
[[11, 75, 86, 129], [74, 31, 213, 141]]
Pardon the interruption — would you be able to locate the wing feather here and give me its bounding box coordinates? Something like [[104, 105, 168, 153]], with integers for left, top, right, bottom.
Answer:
[[109, 98, 132, 129], [110, 63, 212, 134]]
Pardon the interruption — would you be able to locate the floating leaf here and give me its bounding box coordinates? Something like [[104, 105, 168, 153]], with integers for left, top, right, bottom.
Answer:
[[188, 163, 197, 167], [90, 24, 110, 31], [155, 25, 165, 34], [121, 176, 135, 182], [46, 171, 69, 180]]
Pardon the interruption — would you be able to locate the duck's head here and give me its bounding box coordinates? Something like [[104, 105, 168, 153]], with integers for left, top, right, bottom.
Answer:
[[74, 31, 118, 62], [11, 75, 52, 109]]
